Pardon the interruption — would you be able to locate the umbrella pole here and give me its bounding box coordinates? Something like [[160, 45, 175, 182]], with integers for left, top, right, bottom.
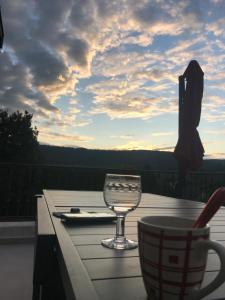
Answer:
[[176, 161, 187, 198], [178, 75, 185, 137], [175, 75, 186, 198]]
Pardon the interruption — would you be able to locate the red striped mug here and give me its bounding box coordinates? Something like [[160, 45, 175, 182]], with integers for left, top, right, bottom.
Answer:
[[138, 216, 225, 300]]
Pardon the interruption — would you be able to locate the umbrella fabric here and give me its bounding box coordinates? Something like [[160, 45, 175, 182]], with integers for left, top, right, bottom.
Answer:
[[174, 60, 204, 172]]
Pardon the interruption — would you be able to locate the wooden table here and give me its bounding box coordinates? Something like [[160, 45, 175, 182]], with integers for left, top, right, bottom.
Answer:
[[33, 190, 225, 300]]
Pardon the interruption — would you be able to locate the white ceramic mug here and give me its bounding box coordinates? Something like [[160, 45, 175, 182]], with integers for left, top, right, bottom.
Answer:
[[138, 216, 225, 300]]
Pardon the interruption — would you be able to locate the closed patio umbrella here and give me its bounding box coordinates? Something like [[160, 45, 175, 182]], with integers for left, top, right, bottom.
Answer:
[[0, 7, 4, 48], [174, 60, 204, 197]]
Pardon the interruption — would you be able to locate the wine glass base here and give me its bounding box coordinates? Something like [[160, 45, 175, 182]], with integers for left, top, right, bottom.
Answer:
[[101, 237, 138, 250]]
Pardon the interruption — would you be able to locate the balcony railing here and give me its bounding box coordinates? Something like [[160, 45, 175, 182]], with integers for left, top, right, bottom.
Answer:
[[0, 162, 225, 220]]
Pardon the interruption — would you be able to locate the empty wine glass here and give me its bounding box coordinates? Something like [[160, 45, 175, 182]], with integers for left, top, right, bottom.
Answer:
[[101, 174, 142, 250]]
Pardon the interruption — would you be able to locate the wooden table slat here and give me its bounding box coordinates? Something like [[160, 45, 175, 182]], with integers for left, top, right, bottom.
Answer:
[[93, 273, 225, 300], [65, 224, 225, 237], [82, 253, 221, 281]]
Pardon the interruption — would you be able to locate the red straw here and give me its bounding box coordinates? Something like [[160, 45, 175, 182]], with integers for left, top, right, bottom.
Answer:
[[192, 187, 225, 228]]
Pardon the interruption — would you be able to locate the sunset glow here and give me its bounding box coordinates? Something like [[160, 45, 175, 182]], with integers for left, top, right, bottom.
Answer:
[[1, 0, 225, 158]]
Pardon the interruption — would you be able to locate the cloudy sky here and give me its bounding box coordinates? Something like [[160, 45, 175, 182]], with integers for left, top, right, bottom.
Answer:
[[1, 0, 225, 158]]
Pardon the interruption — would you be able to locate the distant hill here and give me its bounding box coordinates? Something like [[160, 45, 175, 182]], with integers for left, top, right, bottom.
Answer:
[[39, 145, 225, 172], [201, 159, 225, 172]]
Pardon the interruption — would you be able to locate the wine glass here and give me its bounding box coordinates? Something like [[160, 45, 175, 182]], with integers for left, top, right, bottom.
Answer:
[[101, 174, 142, 250]]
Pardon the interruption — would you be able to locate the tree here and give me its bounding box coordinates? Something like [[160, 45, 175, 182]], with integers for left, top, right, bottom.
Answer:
[[0, 110, 40, 162]]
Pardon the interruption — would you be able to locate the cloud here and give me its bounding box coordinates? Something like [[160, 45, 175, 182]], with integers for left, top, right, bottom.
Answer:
[[210, 82, 225, 92], [203, 112, 225, 123], [92, 96, 174, 120], [112, 140, 155, 151], [206, 18, 225, 37], [111, 134, 134, 140], [111, 139, 175, 151], [166, 36, 206, 57], [92, 51, 162, 78], [152, 146, 175, 151], [134, 2, 171, 25], [67, 38, 89, 67], [86, 72, 177, 120], [204, 129, 225, 135], [206, 153, 225, 159], [87, 76, 167, 119], [133, 0, 204, 34], [0, 50, 58, 114], [131, 69, 176, 83], [1, 0, 96, 104], [38, 128, 94, 147], [201, 95, 225, 123], [143, 83, 173, 93], [87, 45, 180, 120], [152, 131, 175, 137], [119, 134, 134, 140], [69, 0, 95, 31], [1, 0, 78, 116]]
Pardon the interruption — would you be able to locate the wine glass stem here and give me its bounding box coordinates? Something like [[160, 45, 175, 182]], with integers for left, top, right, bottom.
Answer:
[[115, 215, 125, 240]]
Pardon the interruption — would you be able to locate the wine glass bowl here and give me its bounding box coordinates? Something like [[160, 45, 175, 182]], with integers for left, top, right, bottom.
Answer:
[[101, 174, 141, 250]]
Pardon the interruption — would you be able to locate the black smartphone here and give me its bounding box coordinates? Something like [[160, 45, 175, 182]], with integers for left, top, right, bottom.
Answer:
[[53, 207, 80, 218], [61, 212, 116, 223], [52, 212, 65, 218]]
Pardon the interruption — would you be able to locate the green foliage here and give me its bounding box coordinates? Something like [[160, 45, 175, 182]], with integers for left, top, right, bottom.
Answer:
[[0, 109, 40, 162]]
